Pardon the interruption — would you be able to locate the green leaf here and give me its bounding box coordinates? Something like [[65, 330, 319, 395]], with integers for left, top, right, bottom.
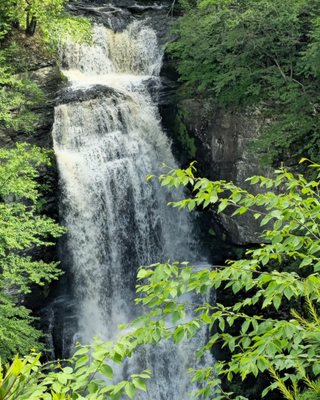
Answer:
[[133, 378, 147, 392], [125, 382, 136, 399]]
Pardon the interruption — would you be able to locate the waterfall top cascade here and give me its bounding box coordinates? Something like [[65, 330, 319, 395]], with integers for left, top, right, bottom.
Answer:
[[60, 22, 162, 89], [52, 18, 211, 400]]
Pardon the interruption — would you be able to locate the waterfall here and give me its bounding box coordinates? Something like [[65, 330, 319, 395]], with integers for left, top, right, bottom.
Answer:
[[52, 18, 211, 399]]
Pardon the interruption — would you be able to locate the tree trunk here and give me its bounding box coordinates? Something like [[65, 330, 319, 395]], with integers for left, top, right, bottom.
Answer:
[[12, 19, 20, 29], [25, 13, 37, 36]]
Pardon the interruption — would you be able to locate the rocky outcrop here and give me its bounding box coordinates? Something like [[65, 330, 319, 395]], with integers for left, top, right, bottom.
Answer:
[[59, 84, 122, 104], [0, 62, 63, 148], [176, 99, 272, 245], [26, 63, 65, 147], [68, 0, 173, 43]]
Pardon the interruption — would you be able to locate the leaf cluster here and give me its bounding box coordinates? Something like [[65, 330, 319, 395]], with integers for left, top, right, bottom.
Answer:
[[0, 340, 151, 400], [122, 161, 320, 399]]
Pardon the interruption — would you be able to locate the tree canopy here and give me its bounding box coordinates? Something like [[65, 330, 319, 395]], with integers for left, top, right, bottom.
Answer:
[[0, 0, 91, 42], [0, 0, 91, 138], [168, 0, 320, 165]]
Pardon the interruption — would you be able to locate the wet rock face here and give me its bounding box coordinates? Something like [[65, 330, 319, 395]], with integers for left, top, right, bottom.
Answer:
[[59, 84, 122, 104], [26, 64, 65, 147], [67, 0, 173, 43], [0, 63, 63, 148], [180, 99, 272, 245]]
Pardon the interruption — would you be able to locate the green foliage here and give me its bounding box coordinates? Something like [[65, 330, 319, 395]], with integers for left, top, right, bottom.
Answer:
[[0, 0, 91, 44], [0, 48, 43, 133], [175, 109, 197, 159], [0, 1, 91, 135], [0, 342, 151, 400], [169, 0, 320, 165], [1, 160, 320, 398], [115, 160, 320, 399], [0, 143, 65, 362]]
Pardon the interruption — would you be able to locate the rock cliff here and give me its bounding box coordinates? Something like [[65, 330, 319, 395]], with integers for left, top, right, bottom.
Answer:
[[171, 99, 272, 245]]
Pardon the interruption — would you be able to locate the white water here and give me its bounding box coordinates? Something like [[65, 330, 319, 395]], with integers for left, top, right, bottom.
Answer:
[[53, 20, 211, 399]]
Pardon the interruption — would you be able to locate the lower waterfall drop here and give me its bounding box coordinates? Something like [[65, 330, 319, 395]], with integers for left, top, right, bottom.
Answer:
[[52, 20, 212, 399]]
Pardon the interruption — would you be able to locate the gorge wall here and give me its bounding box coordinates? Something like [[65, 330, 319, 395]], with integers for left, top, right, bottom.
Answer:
[[173, 99, 271, 245]]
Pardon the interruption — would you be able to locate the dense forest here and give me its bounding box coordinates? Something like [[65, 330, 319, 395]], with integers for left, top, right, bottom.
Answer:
[[170, 0, 320, 167], [0, 1, 319, 399]]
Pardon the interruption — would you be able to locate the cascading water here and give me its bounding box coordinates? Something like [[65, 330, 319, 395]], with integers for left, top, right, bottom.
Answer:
[[52, 17, 212, 399]]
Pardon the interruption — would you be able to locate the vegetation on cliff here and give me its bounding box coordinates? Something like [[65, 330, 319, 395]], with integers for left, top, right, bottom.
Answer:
[[168, 0, 320, 166], [0, 0, 89, 361], [0, 0, 91, 135], [0, 0, 91, 42], [0, 144, 64, 361]]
